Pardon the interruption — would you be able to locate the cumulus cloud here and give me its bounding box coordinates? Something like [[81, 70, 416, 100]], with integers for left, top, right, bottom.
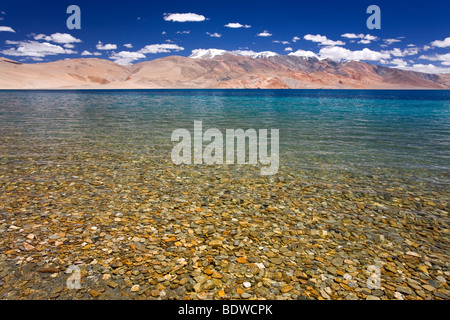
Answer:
[[124, 43, 133, 48], [96, 42, 117, 50], [63, 44, 75, 49], [341, 33, 362, 39], [288, 49, 318, 58], [419, 53, 450, 66], [431, 37, 450, 48], [109, 51, 146, 65], [138, 43, 184, 54], [164, 13, 206, 22], [176, 30, 190, 34], [2, 40, 76, 57], [81, 50, 101, 56], [206, 32, 221, 38], [284, 47, 293, 52], [0, 26, 15, 32], [318, 46, 390, 61], [341, 33, 377, 44], [397, 63, 450, 74], [224, 22, 251, 28], [390, 58, 408, 68], [383, 47, 419, 57], [257, 30, 272, 37], [304, 34, 345, 46], [34, 33, 81, 44], [292, 36, 300, 43]]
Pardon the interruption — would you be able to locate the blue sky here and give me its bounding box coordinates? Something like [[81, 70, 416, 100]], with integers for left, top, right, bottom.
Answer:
[[0, 0, 449, 73]]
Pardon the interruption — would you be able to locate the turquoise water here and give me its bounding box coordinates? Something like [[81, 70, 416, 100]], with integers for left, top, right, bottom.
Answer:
[[0, 89, 449, 189]]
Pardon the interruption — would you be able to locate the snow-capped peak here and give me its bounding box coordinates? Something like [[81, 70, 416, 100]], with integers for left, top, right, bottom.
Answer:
[[288, 49, 318, 59], [189, 49, 227, 59], [230, 50, 279, 58], [189, 49, 279, 59]]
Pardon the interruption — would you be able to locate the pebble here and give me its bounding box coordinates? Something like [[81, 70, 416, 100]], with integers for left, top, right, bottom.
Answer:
[[0, 145, 448, 301], [131, 285, 140, 292]]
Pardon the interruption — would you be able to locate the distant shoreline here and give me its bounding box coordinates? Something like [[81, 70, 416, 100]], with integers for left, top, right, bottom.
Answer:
[[1, 88, 449, 91], [1, 56, 449, 90]]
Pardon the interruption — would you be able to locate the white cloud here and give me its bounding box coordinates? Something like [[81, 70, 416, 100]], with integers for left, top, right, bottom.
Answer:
[[404, 47, 419, 56], [34, 33, 81, 44], [96, 42, 117, 50], [419, 53, 450, 66], [163, 13, 206, 22], [391, 58, 408, 68], [109, 51, 146, 65], [384, 38, 402, 45], [284, 47, 293, 52], [176, 30, 190, 34], [292, 36, 300, 43], [288, 49, 318, 58], [224, 22, 251, 28], [190, 49, 227, 59], [2, 40, 76, 57], [304, 34, 345, 46], [431, 37, 450, 48], [0, 26, 15, 32], [319, 46, 390, 62], [206, 32, 221, 38], [81, 50, 101, 56], [273, 40, 290, 45], [396, 63, 450, 74], [341, 33, 362, 39], [63, 43, 75, 49], [162, 31, 167, 35], [190, 49, 279, 59], [341, 33, 377, 44], [383, 47, 419, 57], [138, 43, 184, 54], [257, 30, 272, 37], [124, 43, 133, 48], [388, 48, 403, 57], [231, 50, 278, 58]]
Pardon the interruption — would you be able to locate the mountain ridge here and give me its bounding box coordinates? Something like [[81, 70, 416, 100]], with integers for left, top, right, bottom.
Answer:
[[1, 55, 449, 89]]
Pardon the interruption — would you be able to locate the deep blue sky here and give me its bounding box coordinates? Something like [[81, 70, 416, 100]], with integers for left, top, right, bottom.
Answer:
[[0, 0, 449, 73]]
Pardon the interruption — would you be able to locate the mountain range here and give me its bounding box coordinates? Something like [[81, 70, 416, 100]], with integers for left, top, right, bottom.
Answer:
[[1, 49, 449, 89]]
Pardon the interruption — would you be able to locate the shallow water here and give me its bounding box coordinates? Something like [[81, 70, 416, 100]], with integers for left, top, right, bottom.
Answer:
[[0, 89, 449, 300], [1, 89, 449, 189]]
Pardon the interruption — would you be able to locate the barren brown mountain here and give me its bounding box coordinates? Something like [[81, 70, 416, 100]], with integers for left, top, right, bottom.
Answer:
[[1, 53, 449, 89]]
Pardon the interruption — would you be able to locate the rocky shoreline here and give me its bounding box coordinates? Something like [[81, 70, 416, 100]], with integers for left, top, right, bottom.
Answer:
[[0, 147, 449, 300]]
